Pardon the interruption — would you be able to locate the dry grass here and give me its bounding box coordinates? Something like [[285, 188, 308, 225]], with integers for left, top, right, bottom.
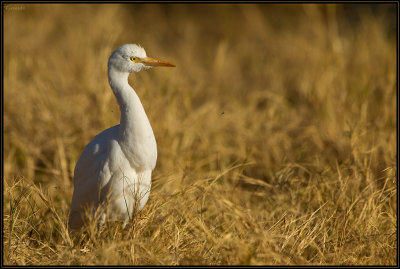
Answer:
[[3, 3, 397, 265]]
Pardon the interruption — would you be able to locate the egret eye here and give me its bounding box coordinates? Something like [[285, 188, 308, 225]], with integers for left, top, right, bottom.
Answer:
[[130, 56, 137, 61]]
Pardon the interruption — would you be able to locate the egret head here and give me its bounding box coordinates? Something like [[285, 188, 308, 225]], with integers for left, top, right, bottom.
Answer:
[[108, 44, 175, 73]]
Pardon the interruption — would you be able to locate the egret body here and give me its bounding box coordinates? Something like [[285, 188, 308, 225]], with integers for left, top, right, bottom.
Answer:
[[68, 44, 175, 230]]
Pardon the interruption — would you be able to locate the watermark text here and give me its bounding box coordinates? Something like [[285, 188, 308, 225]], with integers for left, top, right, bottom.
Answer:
[[4, 5, 26, 12]]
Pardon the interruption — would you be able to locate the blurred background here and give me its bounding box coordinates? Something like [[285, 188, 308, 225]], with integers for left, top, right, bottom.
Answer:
[[4, 3, 397, 265]]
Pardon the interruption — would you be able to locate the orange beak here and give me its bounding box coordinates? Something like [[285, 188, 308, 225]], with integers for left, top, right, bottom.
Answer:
[[140, 57, 175, 67]]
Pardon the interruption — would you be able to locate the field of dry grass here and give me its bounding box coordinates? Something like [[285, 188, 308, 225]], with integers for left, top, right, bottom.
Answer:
[[3, 3, 397, 265]]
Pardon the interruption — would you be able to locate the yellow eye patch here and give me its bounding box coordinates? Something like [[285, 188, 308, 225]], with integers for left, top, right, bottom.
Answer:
[[130, 56, 140, 63]]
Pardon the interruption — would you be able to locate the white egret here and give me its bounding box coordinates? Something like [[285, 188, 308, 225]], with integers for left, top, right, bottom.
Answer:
[[68, 44, 175, 230]]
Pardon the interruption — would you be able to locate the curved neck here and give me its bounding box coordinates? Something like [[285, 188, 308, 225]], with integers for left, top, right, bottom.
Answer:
[[108, 67, 133, 109], [108, 66, 152, 146]]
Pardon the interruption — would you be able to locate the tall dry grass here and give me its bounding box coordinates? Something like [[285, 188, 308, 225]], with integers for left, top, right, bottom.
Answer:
[[3, 3, 397, 265]]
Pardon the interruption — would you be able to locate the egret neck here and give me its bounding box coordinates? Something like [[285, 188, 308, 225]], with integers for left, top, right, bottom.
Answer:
[[108, 65, 157, 170]]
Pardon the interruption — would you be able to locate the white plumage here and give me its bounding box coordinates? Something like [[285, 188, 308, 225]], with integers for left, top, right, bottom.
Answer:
[[68, 44, 175, 230]]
